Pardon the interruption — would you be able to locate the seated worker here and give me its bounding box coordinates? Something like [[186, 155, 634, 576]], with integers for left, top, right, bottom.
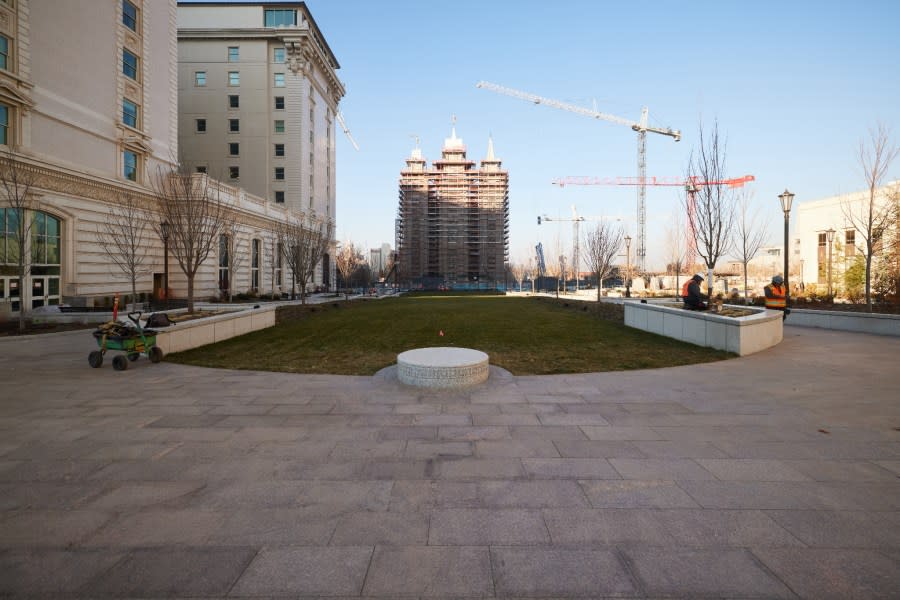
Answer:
[[682, 273, 708, 310], [764, 274, 788, 320]]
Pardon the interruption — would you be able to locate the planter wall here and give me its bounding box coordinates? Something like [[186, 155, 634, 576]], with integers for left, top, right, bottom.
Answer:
[[624, 301, 783, 356], [788, 308, 900, 337], [154, 305, 277, 354]]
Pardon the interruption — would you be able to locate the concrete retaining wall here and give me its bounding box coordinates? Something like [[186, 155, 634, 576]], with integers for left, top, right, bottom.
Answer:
[[789, 308, 900, 337], [154, 305, 277, 354], [624, 301, 783, 356]]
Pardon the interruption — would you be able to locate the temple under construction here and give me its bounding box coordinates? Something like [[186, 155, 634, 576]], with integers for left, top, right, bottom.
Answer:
[[395, 128, 509, 288]]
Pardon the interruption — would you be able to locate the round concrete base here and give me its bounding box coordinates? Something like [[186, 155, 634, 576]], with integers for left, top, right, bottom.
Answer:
[[397, 347, 490, 388]]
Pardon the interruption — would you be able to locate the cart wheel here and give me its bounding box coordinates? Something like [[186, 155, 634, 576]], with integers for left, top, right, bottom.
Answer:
[[127, 352, 140, 362], [112, 355, 128, 371], [149, 346, 164, 364], [88, 351, 103, 368]]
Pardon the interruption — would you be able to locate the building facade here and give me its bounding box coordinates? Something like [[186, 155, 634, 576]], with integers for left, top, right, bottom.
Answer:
[[396, 129, 509, 288], [0, 1, 341, 315], [0, 0, 179, 312], [794, 181, 898, 294]]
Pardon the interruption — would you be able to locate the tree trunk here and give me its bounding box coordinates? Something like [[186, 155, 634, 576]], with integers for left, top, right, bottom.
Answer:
[[866, 254, 873, 312], [187, 276, 195, 313], [17, 257, 25, 333], [743, 268, 750, 305]]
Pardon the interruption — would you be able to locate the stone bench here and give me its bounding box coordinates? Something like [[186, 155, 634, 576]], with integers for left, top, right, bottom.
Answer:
[[397, 347, 490, 388]]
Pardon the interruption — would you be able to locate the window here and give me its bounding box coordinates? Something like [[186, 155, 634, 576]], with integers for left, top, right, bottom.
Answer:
[[228, 71, 240, 86], [31, 212, 61, 266], [195, 118, 206, 133], [274, 73, 285, 88], [845, 230, 855, 257], [817, 232, 827, 284], [251, 239, 260, 290], [274, 143, 284, 157], [122, 99, 138, 128], [218, 234, 229, 293], [229, 142, 239, 156], [1, 208, 21, 264], [229, 119, 239, 132], [274, 167, 285, 180], [276, 242, 283, 285], [0, 103, 9, 145], [122, 49, 138, 80], [228, 94, 239, 109], [229, 166, 239, 180], [273, 47, 285, 63], [274, 96, 285, 110], [123, 150, 138, 181], [195, 71, 206, 86], [264, 8, 297, 27], [274, 120, 285, 133], [195, 166, 207, 174], [228, 46, 239, 62], [274, 191, 285, 204], [0, 35, 9, 71], [122, 0, 138, 31]]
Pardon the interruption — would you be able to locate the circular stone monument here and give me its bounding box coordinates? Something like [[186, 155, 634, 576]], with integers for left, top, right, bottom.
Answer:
[[397, 347, 490, 388]]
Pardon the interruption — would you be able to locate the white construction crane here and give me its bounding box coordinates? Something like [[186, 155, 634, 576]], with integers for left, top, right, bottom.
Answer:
[[538, 206, 627, 291], [336, 111, 359, 151], [476, 80, 680, 273]]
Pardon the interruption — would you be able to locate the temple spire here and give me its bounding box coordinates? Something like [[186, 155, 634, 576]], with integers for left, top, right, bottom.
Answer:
[[486, 135, 495, 161]]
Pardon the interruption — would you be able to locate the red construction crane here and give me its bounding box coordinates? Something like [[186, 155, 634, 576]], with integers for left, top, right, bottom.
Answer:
[[552, 175, 755, 268]]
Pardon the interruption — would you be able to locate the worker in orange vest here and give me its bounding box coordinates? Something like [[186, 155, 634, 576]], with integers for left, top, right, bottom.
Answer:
[[764, 274, 788, 320], [682, 273, 707, 310]]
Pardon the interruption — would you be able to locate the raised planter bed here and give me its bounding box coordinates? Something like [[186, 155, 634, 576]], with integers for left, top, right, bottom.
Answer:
[[154, 305, 277, 354], [789, 308, 900, 337], [624, 300, 782, 356]]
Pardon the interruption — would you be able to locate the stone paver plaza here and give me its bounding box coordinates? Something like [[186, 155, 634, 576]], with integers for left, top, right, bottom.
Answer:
[[1, 325, 898, 598]]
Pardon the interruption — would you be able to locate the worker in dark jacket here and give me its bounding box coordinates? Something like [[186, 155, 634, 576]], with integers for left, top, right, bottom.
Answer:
[[764, 274, 788, 320], [683, 273, 707, 310]]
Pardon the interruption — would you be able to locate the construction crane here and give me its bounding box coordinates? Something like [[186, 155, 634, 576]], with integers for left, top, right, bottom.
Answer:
[[551, 175, 755, 268], [336, 111, 360, 151], [538, 206, 627, 291], [476, 80, 680, 273]]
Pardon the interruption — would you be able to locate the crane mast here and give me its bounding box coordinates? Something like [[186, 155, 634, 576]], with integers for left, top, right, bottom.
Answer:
[[476, 81, 680, 273]]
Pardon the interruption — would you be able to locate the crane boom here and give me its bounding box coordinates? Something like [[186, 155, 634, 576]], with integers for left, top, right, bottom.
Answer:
[[476, 80, 680, 272], [336, 111, 360, 151]]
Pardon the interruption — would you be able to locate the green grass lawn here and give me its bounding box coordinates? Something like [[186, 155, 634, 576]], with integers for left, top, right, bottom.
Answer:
[[167, 295, 733, 375]]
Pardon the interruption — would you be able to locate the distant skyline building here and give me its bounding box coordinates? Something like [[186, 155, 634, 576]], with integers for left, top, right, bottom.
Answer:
[[396, 127, 509, 288]]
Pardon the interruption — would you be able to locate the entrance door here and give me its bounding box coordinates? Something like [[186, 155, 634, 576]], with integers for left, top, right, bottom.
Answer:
[[30, 276, 60, 309], [0, 277, 21, 312]]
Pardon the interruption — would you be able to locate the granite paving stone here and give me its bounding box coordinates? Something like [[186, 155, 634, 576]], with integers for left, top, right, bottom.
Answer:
[[491, 547, 637, 597], [362, 545, 493, 596], [2, 324, 899, 598], [428, 508, 549, 545], [625, 547, 795, 598], [84, 547, 258, 597], [753, 547, 900, 600]]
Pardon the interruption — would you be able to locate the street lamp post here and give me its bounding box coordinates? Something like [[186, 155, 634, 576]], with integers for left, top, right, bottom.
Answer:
[[826, 228, 836, 298], [778, 189, 794, 310], [160, 220, 171, 311], [624, 235, 632, 298]]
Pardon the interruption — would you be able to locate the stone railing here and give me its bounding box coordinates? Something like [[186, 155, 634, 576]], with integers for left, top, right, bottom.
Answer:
[[624, 300, 782, 356]]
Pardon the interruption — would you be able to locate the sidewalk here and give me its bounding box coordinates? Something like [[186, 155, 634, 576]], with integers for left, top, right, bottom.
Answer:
[[1, 325, 898, 598]]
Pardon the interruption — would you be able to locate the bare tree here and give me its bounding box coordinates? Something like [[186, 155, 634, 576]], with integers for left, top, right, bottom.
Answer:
[[685, 120, 737, 296], [0, 147, 39, 332], [277, 212, 333, 304], [150, 168, 230, 312], [510, 261, 526, 292], [97, 194, 152, 311], [663, 209, 688, 299], [842, 123, 899, 312], [732, 189, 767, 304], [336, 240, 362, 299], [584, 221, 624, 301]]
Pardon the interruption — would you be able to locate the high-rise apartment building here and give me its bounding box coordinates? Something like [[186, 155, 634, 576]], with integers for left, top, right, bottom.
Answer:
[[396, 128, 509, 288], [176, 1, 343, 223]]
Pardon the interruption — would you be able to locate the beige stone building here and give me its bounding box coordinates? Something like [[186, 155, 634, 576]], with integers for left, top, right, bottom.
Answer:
[[0, 1, 341, 315], [177, 1, 342, 289]]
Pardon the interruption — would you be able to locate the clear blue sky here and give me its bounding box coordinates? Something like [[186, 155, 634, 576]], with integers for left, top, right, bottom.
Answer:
[[306, 0, 900, 269]]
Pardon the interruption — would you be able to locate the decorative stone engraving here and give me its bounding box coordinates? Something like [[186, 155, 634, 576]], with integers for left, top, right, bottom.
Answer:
[[397, 347, 489, 389]]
